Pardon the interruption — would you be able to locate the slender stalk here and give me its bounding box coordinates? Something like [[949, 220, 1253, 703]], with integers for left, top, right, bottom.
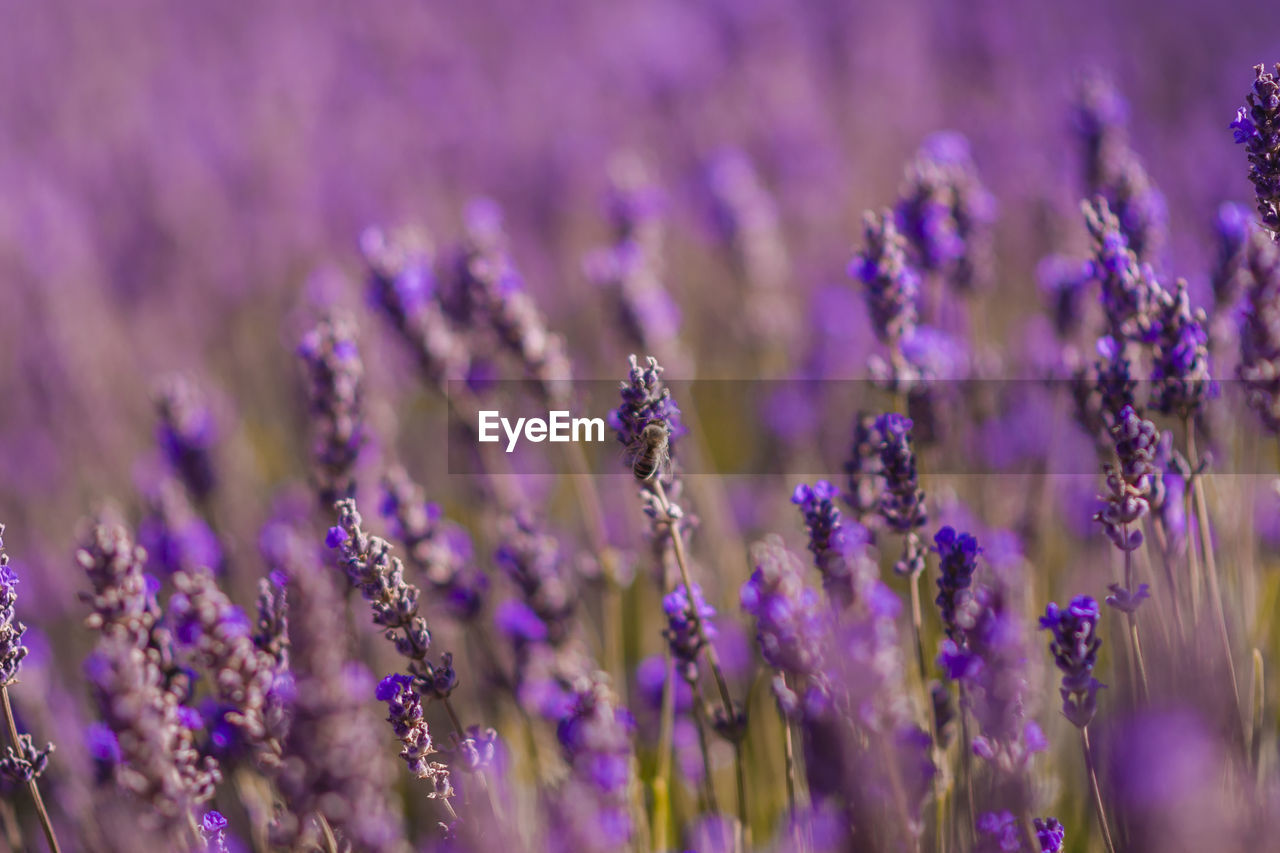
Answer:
[[957, 689, 976, 849], [1081, 726, 1117, 853], [650, 478, 750, 836], [652, 652, 677, 853], [650, 480, 736, 723], [1250, 648, 1265, 780], [1186, 423, 1242, 715], [316, 809, 337, 850], [0, 687, 59, 853], [1120, 524, 1150, 702], [692, 691, 720, 815], [733, 741, 749, 850]]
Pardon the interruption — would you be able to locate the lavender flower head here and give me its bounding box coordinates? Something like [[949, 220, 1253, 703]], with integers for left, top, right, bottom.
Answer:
[[850, 209, 919, 346], [376, 673, 452, 798], [933, 526, 980, 643], [792, 480, 867, 607], [328, 499, 452, 697], [380, 467, 485, 622], [842, 412, 885, 524], [875, 413, 928, 576], [1238, 232, 1280, 431], [1150, 279, 1215, 419], [1211, 202, 1253, 312], [169, 568, 283, 768], [1040, 596, 1105, 728], [1037, 254, 1091, 342], [740, 536, 824, 685], [138, 477, 223, 577], [200, 810, 229, 853], [1231, 63, 1280, 236], [1083, 197, 1164, 342], [154, 375, 217, 502], [609, 354, 684, 452], [457, 198, 573, 406], [1073, 74, 1167, 260], [1035, 817, 1065, 852], [361, 225, 471, 388], [662, 582, 715, 683], [940, 578, 1046, 783], [554, 675, 637, 851], [1094, 404, 1157, 553], [494, 513, 576, 647], [894, 131, 996, 293], [0, 527, 29, 686], [298, 314, 365, 508]]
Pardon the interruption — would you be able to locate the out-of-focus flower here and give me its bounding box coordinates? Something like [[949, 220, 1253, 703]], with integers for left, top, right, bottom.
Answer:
[[154, 375, 217, 503], [740, 536, 824, 688], [298, 314, 365, 509], [894, 131, 996, 294], [1095, 405, 1158, 554], [875, 414, 928, 576], [380, 467, 486, 622], [1239, 232, 1280, 431], [1211, 202, 1253, 313], [1083, 197, 1164, 342], [1073, 73, 1167, 261], [169, 568, 284, 768], [494, 513, 576, 647], [1150, 279, 1215, 419], [851, 210, 919, 348]]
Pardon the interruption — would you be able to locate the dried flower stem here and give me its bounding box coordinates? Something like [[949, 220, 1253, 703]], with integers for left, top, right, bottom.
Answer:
[[650, 480, 736, 724], [0, 687, 59, 853], [1080, 726, 1117, 853], [317, 814, 340, 853], [1120, 523, 1150, 702], [1186, 423, 1241, 715], [652, 651, 677, 852]]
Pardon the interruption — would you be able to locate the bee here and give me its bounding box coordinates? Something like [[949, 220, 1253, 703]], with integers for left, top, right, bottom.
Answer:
[[628, 421, 671, 482]]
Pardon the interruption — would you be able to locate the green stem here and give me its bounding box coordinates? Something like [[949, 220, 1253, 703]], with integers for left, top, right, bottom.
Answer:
[[1081, 726, 1117, 853]]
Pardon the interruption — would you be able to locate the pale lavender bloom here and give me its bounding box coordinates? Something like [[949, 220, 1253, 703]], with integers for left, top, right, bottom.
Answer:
[[1238, 232, 1280, 431], [269, 523, 404, 851], [298, 314, 365, 508], [380, 467, 486, 622], [154, 375, 217, 503], [169, 568, 284, 768], [361, 225, 471, 389]]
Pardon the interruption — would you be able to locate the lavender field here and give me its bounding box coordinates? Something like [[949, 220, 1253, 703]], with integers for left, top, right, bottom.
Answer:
[[3, 1, 1280, 851]]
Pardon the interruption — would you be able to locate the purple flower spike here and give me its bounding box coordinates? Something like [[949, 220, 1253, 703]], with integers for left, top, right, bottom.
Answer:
[[792, 480, 863, 607], [1034, 817, 1065, 852], [200, 810, 229, 853], [663, 583, 715, 684], [933, 526, 980, 643], [1040, 596, 1106, 728], [1232, 63, 1280, 235], [298, 315, 366, 509], [851, 210, 919, 347], [377, 672, 452, 796]]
